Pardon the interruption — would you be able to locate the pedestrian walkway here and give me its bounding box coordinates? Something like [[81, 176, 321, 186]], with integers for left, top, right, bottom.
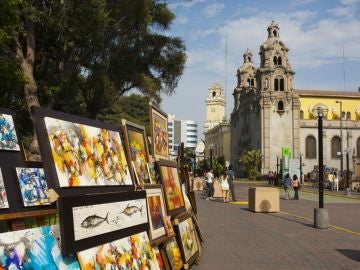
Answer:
[[192, 182, 360, 270]]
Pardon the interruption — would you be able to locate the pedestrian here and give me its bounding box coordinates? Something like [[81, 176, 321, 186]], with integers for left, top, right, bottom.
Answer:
[[205, 169, 214, 200], [220, 172, 229, 203], [225, 164, 237, 201], [268, 171, 274, 185], [328, 172, 334, 191], [291, 174, 300, 200], [283, 173, 291, 200], [334, 172, 339, 191]]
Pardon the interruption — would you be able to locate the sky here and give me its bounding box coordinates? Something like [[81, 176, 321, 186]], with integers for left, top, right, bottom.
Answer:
[[160, 0, 360, 140]]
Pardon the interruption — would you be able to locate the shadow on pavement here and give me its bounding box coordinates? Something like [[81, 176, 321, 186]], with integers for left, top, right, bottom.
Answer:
[[336, 249, 360, 262], [265, 213, 314, 228]]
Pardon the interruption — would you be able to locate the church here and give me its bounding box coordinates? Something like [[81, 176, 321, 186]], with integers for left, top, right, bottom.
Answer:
[[228, 21, 360, 178]]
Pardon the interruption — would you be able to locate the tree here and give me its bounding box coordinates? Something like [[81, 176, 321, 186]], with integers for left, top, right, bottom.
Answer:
[[183, 147, 195, 172], [239, 150, 262, 180]]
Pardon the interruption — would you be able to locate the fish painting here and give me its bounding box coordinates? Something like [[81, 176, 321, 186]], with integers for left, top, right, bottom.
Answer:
[[81, 213, 109, 228], [121, 204, 143, 217]]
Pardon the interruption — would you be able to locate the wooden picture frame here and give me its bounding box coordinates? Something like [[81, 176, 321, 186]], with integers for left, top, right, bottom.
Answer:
[[58, 190, 149, 255], [145, 186, 167, 242], [149, 103, 169, 160], [121, 119, 153, 186], [157, 159, 185, 216], [173, 213, 199, 267], [162, 236, 184, 270], [31, 106, 134, 196]]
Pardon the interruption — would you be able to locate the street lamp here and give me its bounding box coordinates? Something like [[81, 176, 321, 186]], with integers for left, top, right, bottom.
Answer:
[[312, 106, 329, 229], [335, 101, 343, 181]]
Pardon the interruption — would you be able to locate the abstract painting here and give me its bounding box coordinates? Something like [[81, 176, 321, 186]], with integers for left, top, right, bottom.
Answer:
[[72, 198, 148, 241], [44, 117, 132, 187], [150, 104, 169, 160], [157, 160, 185, 216], [77, 231, 162, 270], [0, 225, 79, 269], [146, 188, 166, 241], [0, 168, 9, 209], [0, 113, 20, 151], [122, 120, 151, 186], [164, 236, 184, 270], [15, 167, 51, 207], [176, 216, 199, 263]]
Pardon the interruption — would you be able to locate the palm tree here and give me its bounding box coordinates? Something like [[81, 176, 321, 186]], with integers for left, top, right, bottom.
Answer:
[[239, 150, 262, 180]]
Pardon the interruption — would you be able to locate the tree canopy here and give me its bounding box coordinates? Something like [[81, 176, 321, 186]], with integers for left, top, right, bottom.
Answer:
[[239, 150, 262, 180]]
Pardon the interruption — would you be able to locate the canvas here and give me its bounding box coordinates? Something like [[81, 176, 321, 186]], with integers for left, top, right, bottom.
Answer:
[[177, 217, 199, 263], [44, 117, 132, 187], [0, 113, 20, 151], [150, 104, 169, 160], [72, 198, 148, 241], [77, 231, 162, 270], [0, 225, 79, 269], [163, 216, 174, 237], [164, 237, 184, 270], [0, 168, 9, 208], [147, 161, 157, 184], [146, 188, 166, 241], [15, 167, 51, 207]]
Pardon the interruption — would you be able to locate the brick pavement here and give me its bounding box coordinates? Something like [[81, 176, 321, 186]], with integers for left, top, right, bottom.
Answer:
[[191, 182, 360, 270]]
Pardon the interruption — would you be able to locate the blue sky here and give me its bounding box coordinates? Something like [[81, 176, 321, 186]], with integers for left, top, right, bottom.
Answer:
[[160, 0, 360, 139]]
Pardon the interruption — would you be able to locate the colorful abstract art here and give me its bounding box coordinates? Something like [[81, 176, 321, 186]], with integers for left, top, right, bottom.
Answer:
[[0, 225, 79, 269], [0, 113, 20, 151], [178, 217, 198, 262], [15, 167, 51, 207], [164, 237, 183, 270], [146, 188, 166, 240], [72, 198, 148, 241], [150, 107, 169, 160], [77, 231, 162, 270], [44, 117, 132, 187], [0, 168, 9, 208]]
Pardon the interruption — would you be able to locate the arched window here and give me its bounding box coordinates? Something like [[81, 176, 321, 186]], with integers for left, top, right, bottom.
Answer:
[[278, 57, 282, 65], [273, 56, 278, 65], [346, 112, 351, 120], [341, 111, 345, 120], [306, 136, 316, 159], [277, 101, 284, 111], [331, 136, 341, 159], [300, 110, 304, 119], [212, 91, 216, 97], [357, 137, 360, 158], [274, 77, 284, 91], [273, 30, 277, 37]]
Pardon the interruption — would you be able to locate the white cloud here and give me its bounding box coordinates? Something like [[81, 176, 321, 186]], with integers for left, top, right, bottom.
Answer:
[[202, 3, 225, 17], [169, 0, 206, 10], [175, 15, 189, 24], [328, 6, 356, 19], [340, 0, 360, 5]]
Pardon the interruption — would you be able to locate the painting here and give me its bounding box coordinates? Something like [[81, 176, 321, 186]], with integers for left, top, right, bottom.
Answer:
[[146, 187, 166, 241], [0, 168, 9, 208], [0, 225, 79, 269], [175, 215, 199, 264], [58, 190, 149, 254], [122, 120, 152, 186], [0, 113, 20, 151], [152, 245, 165, 270], [149, 103, 169, 160], [163, 216, 174, 237], [147, 161, 157, 184], [157, 159, 185, 216], [77, 231, 162, 270], [15, 167, 51, 207], [44, 116, 132, 187], [164, 237, 184, 270]]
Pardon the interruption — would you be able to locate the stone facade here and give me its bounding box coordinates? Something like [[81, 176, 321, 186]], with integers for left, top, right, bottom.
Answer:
[[204, 83, 226, 133]]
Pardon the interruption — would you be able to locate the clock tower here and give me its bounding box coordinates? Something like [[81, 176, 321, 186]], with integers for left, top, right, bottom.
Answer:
[[204, 83, 226, 133]]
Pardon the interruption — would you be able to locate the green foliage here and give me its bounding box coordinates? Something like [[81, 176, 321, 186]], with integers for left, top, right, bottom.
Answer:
[[183, 147, 195, 172], [239, 150, 262, 180], [195, 159, 207, 176], [212, 156, 225, 177]]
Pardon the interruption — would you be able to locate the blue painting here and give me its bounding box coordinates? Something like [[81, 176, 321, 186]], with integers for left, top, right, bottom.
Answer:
[[15, 167, 51, 207], [0, 113, 20, 151], [0, 225, 80, 269]]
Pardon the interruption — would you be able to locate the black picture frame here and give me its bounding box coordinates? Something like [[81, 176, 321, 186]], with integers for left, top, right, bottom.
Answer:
[[157, 159, 186, 217], [31, 106, 134, 196], [58, 190, 149, 255]]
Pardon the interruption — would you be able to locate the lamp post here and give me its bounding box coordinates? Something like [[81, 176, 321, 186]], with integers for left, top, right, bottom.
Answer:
[[335, 101, 343, 182], [299, 154, 304, 185], [312, 106, 329, 229], [209, 143, 214, 170]]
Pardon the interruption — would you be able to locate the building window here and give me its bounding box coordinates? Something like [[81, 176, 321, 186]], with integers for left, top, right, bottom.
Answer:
[[277, 101, 284, 111], [306, 136, 316, 159], [346, 112, 351, 120], [300, 110, 304, 119], [247, 78, 255, 87], [357, 137, 360, 157], [212, 91, 216, 97], [273, 56, 282, 66], [331, 136, 341, 159], [274, 77, 284, 91], [341, 111, 345, 120]]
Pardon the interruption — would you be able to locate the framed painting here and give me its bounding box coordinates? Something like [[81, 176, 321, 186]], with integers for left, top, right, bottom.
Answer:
[[0, 111, 20, 151], [146, 186, 167, 241], [58, 190, 149, 255], [149, 103, 169, 160], [157, 159, 185, 216], [174, 214, 199, 266], [0, 168, 9, 208], [15, 167, 51, 207], [163, 236, 184, 270], [77, 231, 162, 270], [31, 107, 133, 191], [163, 215, 174, 237], [122, 119, 153, 186], [0, 225, 80, 269]]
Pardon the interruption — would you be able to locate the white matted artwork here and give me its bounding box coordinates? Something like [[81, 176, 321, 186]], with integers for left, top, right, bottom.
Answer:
[[72, 198, 147, 241], [0, 113, 20, 151], [0, 168, 9, 208], [146, 188, 166, 241]]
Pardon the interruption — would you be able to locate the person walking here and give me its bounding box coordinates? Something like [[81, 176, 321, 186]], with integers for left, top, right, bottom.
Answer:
[[328, 172, 334, 191], [291, 174, 300, 200], [225, 164, 237, 202], [283, 173, 291, 200], [220, 172, 229, 203], [205, 170, 214, 200], [334, 172, 339, 191]]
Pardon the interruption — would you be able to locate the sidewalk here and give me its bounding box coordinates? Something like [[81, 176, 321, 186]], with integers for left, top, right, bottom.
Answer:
[[192, 182, 360, 270]]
